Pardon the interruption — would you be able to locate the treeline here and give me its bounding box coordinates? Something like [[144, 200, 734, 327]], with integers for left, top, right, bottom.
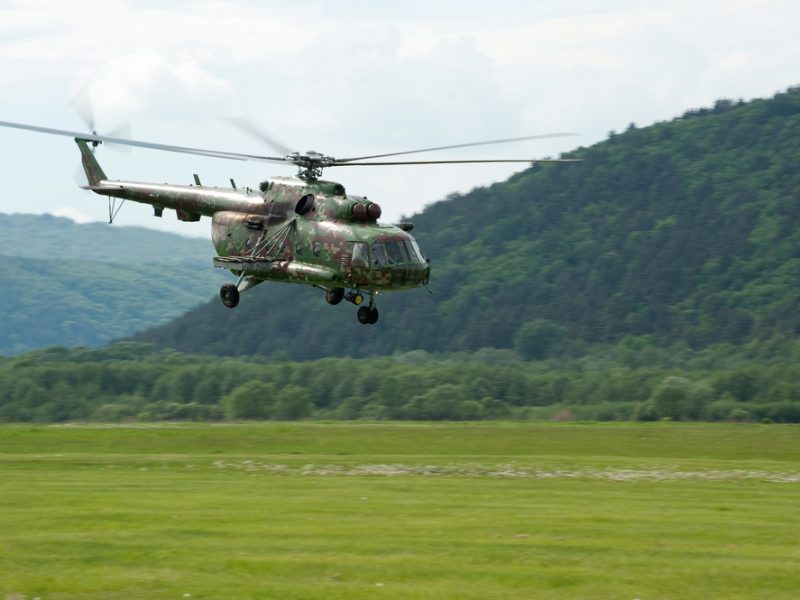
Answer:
[[1, 341, 799, 423]]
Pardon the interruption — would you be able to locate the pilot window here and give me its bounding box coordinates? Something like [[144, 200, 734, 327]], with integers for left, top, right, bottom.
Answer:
[[372, 243, 388, 266], [385, 241, 409, 264], [352, 242, 369, 267], [404, 239, 423, 262], [373, 241, 411, 265]]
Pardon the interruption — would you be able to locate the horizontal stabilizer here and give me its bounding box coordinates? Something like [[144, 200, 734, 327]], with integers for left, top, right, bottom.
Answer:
[[80, 183, 124, 192]]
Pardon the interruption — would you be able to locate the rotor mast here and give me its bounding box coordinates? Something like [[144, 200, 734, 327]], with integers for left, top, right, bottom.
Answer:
[[290, 151, 336, 183]]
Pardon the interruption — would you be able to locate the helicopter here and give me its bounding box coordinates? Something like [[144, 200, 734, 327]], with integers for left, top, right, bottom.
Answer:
[[0, 118, 580, 324]]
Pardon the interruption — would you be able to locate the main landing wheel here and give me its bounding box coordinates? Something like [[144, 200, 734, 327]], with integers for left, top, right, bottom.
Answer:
[[357, 306, 379, 325], [325, 287, 344, 305], [220, 283, 240, 308]]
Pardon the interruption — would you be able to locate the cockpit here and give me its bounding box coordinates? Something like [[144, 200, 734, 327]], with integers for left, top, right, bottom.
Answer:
[[371, 239, 424, 267], [350, 237, 429, 288]]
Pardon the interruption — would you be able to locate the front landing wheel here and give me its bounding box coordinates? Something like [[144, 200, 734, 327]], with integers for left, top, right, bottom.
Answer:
[[368, 306, 379, 324], [357, 306, 379, 325], [220, 283, 240, 308]]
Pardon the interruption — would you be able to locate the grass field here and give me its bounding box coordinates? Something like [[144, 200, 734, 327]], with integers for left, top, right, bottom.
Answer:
[[1, 422, 799, 599]]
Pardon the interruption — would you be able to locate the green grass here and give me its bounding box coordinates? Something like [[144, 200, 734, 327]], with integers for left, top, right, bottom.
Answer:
[[1, 422, 799, 599]]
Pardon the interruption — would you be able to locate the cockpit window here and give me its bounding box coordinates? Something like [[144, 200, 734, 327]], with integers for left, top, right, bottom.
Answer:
[[352, 242, 369, 267], [373, 241, 410, 266], [372, 243, 388, 266], [386, 241, 408, 264], [404, 240, 423, 262]]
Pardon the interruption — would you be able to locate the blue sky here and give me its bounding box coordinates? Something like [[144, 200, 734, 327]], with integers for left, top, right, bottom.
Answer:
[[1, 0, 798, 237]]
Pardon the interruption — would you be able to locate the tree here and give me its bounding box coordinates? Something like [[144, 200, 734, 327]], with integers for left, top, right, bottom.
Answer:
[[221, 381, 276, 420], [648, 376, 712, 420], [402, 384, 480, 420], [274, 386, 312, 420], [513, 319, 568, 360], [92, 403, 137, 422]]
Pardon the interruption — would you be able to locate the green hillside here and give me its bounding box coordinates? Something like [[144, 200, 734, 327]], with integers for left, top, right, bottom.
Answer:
[[134, 88, 800, 359], [0, 214, 226, 354]]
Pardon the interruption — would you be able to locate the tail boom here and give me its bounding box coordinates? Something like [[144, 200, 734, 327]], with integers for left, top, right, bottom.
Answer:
[[75, 139, 265, 221]]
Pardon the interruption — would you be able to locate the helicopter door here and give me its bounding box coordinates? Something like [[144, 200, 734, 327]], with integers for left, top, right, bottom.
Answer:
[[349, 241, 371, 286]]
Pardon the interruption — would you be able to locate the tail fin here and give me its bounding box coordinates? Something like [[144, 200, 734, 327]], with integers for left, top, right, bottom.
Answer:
[[75, 138, 107, 186]]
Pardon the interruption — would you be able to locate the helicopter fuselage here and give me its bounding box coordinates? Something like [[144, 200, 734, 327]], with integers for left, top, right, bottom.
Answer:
[[209, 178, 429, 292]]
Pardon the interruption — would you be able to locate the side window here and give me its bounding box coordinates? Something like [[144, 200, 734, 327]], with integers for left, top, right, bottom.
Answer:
[[403, 240, 421, 262], [408, 239, 424, 260], [352, 242, 369, 267], [372, 243, 388, 266]]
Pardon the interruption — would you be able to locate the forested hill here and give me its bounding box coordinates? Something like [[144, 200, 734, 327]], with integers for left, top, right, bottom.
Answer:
[[134, 88, 800, 359], [0, 214, 224, 354]]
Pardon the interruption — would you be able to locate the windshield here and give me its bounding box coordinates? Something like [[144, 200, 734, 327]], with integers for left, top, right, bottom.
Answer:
[[386, 241, 409, 264], [372, 241, 410, 266], [404, 239, 423, 262]]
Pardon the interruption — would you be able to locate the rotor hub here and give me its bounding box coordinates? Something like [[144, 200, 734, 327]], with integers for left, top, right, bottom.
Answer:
[[289, 151, 338, 182]]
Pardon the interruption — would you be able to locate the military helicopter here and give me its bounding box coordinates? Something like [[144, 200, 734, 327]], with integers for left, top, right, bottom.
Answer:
[[0, 118, 580, 324]]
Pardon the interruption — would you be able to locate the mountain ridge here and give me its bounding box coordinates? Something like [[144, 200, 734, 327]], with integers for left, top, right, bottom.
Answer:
[[0, 213, 226, 354], [132, 87, 800, 359]]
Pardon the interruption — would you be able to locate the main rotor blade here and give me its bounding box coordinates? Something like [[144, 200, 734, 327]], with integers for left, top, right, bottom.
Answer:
[[332, 158, 584, 166], [337, 133, 576, 163], [222, 116, 296, 156], [105, 120, 133, 155], [0, 120, 292, 164]]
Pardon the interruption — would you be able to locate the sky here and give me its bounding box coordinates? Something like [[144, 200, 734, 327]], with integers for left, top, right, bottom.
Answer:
[[0, 0, 798, 238]]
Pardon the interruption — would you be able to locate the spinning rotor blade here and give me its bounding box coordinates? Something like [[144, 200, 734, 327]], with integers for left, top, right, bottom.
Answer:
[[0, 118, 583, 181], [333, 158, 583, 166], [0, 120, 292, 164], [104, 121, 133, 155], [70, 85, 97, 133], [337, 132, 576, 163], [222, 116, 296, 156], [70, 88, 131, 155]]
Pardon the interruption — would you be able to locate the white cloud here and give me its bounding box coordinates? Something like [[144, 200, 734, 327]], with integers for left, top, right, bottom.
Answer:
[[51, 206, 97, 224], [83, 52, 237, 121]]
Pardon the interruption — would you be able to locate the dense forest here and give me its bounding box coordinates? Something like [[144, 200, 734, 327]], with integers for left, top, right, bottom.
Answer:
[[1, 340, 799, 423], [0, 214, 224, 354], [134, 88, 800, 359]]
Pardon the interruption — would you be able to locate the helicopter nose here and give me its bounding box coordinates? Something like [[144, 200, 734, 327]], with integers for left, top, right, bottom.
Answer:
[[407, 262, 429, 285]]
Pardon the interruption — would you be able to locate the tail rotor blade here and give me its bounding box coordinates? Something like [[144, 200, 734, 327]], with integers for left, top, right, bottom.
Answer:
[[71, 85, 97, 134]]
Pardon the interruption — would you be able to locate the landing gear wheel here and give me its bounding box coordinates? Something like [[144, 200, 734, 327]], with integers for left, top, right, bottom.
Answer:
[[357, 306, 371, 324], [326, 288, 344, 305], [220, 283, 240, 308], [357, 305, 379, 325]]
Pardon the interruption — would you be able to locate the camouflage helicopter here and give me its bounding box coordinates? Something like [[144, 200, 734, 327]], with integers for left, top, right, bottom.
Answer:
[[0, 119, 580, 324]]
